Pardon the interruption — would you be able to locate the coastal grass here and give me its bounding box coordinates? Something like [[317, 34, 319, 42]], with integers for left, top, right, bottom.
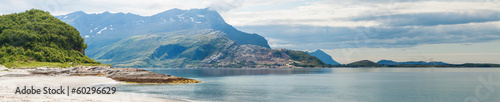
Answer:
[[2, 61, 111, 69]]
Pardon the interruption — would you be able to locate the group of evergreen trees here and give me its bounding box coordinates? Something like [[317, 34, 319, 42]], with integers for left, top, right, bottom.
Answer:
[[0, 9, 99, 64]]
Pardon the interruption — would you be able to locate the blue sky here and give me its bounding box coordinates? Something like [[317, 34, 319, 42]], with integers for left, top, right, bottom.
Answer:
[[1, 0, 499, 64]]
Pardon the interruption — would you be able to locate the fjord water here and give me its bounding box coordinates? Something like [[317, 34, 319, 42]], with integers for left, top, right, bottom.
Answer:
[[117, 68, 500, 102]]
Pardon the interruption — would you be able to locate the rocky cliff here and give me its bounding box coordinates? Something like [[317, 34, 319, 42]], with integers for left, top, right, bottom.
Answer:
[[91, 29, 325, 68]]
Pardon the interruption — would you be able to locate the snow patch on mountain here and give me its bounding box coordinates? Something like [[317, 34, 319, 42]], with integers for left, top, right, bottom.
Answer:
[[170, 18, 175, 22], [135, 20, 145, 25], [161, 18, 167, 23], [97, 27, 107, 34], [197, 14, 204, 17], [177, 14, 185, 20]]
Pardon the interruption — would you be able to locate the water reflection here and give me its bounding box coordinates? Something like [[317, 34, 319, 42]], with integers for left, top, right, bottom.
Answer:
[[142, 68, 500, 78], [144, 68, 333, 78], [117, 68, 500, 102], [193, 82, 227, 101]]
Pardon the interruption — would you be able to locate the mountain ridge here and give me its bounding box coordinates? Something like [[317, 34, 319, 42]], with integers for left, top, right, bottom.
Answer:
[[56, 8, 325, 68], [377, 59, 449, 65], [91, 29, 325, 68], [306, 49, 340, 65], [56, 8, 270, 55]]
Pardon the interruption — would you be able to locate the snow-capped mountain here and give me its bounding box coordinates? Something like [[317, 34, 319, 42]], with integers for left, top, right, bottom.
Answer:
[[54, 8, 329, 68], [56, 8, 270, 55]]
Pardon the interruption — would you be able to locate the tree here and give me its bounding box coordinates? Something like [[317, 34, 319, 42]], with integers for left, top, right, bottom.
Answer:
[[0, 9, 99, 64]]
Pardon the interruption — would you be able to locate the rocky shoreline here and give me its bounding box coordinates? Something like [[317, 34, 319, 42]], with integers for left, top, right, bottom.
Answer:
[[2, 66, 201, 84]]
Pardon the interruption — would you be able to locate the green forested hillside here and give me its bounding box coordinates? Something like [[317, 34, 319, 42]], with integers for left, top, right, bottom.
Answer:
[[0, 9, 99, 66], [285, 50, 327, 67]]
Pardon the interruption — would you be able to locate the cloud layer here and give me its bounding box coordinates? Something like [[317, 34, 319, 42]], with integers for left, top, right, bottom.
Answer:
[[208, 0, 244, 12], [230, 0, 500, 50], [1, 0, 499, 53]]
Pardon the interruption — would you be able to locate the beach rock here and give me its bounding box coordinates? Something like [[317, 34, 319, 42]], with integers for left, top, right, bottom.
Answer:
[[0, 65, 7, 71], [27, 66, 200, 84], [108, 70, 201, 84]]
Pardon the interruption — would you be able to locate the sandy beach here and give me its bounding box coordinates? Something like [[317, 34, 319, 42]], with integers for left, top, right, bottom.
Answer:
[[0, 69, 180, 102]]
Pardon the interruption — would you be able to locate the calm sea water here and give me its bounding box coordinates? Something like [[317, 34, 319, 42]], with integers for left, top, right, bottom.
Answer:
[[116, 68, 500, 102]]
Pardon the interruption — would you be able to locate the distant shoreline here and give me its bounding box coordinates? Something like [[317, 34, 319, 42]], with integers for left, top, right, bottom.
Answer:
[[326, 64, 500, 68]]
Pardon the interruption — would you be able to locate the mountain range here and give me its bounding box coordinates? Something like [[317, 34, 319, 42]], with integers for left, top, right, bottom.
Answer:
[[339, 59, 499, 67], [56, 8, 325, 68], [56, 8, 269, 52], [306, 49, 340, 65], [377, 60, 448, 65]]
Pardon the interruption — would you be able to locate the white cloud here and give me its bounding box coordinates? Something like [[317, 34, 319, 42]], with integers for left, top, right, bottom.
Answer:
[[223, 0, 500, 27], [391, 1, 500, 14], [0, 0, 213, 16], [4, 0, 499, 28], [0, 0, 304, 16], [236, 20, 500, 51], [208, 0, 244, 12]]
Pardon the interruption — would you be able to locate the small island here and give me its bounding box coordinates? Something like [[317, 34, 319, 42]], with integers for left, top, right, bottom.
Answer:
[[330, 60, 500, 68]]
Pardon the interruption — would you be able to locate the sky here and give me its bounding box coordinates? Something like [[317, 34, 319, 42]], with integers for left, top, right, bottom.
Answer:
[[1, 0, 499, 64]]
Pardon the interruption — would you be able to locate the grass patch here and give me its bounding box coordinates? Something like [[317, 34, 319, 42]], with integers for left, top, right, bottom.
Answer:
[[2, 61, 111, 69]]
